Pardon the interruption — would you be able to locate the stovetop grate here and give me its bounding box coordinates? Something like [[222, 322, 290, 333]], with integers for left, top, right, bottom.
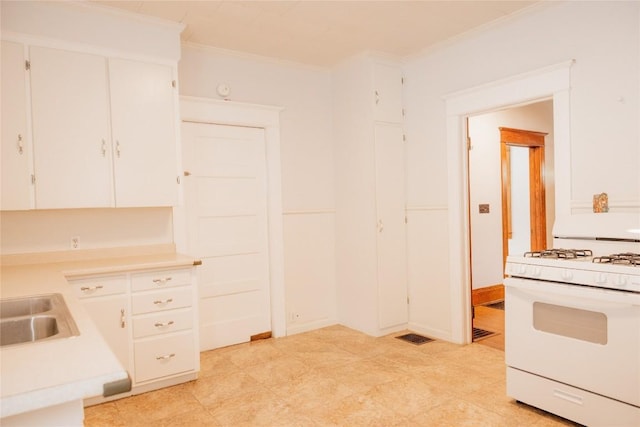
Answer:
[[524, 249, 592, 259], [593, 253, 640, 266]]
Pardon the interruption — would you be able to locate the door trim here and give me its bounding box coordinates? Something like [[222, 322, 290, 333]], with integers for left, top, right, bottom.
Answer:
[[500, 127, 548, 267], [175, 96, 286, 338], [444, 60, 574, 344]]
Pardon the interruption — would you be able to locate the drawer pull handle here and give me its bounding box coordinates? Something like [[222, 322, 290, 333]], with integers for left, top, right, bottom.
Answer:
[[152, 277, 173, 285], [154, 321, 175, 328], [156, 353, 175, 361], [80, 285, 104, 291], [153, 298, 174, 305]]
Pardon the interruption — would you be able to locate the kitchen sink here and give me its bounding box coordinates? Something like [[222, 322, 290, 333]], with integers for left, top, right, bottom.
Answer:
[[0, 294, 80, 347], [0, 295, 53, 318]]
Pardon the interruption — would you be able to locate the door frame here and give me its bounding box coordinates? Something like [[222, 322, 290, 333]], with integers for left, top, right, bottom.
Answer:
[[444, 60, 574, 344], [174, 96, 286, 338], [500, 127, 548, 267]]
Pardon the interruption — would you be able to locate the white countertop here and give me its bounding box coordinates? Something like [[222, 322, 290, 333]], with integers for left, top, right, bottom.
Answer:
[[0, 249, 195, 418]]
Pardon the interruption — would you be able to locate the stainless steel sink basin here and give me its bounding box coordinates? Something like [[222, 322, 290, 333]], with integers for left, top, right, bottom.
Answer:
[[0, 294, 80, 347], [0, 295, 53, 318]]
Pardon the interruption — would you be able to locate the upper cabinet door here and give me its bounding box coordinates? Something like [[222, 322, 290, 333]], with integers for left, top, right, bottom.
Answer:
[[30, 46, 113, 209], [109, 59, 178, 207], [372, 63, 403, 124], [1, 40, 33, 210]]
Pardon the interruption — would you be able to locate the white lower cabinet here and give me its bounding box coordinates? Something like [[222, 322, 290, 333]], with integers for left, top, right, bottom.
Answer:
[[69, 275, 129, 370], [67, 266, 199, 404], [134, 332, 196, 383]]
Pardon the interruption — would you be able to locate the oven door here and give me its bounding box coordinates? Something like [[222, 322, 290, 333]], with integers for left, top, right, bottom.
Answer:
[[505, 277, 640, 406]]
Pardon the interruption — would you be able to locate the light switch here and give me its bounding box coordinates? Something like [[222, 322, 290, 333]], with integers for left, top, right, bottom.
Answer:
[[479, 204, 490, 214]]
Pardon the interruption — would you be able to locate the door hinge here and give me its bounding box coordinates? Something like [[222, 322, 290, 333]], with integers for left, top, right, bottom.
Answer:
[[176, 176, 181, 184], [407, 296, 410, 305], [171, 80, 176, 88], [405, 215, 408, 224], [467, 135, 472, 151], [402, 133, 407, 142], [402, 108, 405, 117], [401, 77, 405, 85], [25, 60, 30, 71], [31, 174, 35, 184]]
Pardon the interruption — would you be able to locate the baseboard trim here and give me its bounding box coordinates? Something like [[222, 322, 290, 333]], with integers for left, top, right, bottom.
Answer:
[[472, 284, 504, 306]]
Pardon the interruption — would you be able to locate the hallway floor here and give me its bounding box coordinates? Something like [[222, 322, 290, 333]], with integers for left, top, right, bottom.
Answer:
[[473, 302, 505, 351], [85, 325, 580, 426]]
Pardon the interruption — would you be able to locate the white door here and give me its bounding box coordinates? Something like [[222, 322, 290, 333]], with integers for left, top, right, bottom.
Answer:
[[374, 123, 408, 329], [1, 40, 32, 210], [109, 59, 178, 207], [181, 122, 271, 350], [372, 62, 403, 124], [29, 46, 113, 208]]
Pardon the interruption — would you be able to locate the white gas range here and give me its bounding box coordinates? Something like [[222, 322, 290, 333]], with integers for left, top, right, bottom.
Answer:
[[504, 214, 640, 427]]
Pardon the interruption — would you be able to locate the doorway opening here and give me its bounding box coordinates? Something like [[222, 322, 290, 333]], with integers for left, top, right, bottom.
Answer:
[[467, 101, 554, 350]]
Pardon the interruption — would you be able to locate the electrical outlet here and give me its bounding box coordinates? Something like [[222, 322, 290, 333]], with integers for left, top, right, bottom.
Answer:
[[70, 236, 80, 250]]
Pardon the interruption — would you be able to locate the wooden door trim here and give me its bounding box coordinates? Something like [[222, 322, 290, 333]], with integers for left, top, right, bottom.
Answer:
[[500, 127, 548, 270]]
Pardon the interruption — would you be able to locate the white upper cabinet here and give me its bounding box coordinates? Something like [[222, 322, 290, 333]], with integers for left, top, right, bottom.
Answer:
[[1, 40, 33, 210], [30, 46, 113, 209], [20, 47, 179, 209], [372, 62, 403, 124], [109, 59, 178, 207], [1, 1, 183, 211]]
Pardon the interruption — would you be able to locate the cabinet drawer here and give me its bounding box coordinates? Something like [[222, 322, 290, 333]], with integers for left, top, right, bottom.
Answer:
[[134, 332, 195, 383], [68, 275, 128, 298], [131, 287, 192, 315], [132, 308, 193, 339], [131, 268, 191, 292]]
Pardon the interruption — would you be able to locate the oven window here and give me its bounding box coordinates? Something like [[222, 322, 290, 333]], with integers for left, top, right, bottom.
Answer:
[[533, 302, 607, 344]]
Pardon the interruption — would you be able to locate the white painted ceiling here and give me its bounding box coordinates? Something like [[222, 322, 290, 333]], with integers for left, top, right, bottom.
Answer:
[[94, 1, 540, 67]]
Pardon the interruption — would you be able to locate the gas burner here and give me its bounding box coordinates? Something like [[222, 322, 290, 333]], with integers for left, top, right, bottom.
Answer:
[[593, 253, 640, 266], [524, 249, 593, 259]]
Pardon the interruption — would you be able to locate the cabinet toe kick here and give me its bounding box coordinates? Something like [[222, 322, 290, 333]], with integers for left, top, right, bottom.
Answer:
[[103, 373, 132, 397]]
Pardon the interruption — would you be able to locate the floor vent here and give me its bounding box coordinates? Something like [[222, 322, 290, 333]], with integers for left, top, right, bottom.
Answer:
[[485, 301, 504, 310], [473, 327, 497, 341], [395, 333, 434, 345]]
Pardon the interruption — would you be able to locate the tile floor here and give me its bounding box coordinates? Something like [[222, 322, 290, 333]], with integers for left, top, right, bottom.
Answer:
[[84, 325, 581, 426]]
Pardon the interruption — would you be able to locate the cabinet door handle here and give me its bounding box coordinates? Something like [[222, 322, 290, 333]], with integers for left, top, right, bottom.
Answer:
[[152, 277, 173, 285], [115, 140, 121, 158], [154, 320, 174, 328], [153, 298, 174, 305], [101, 139, 107, 157], [17, 134, 24, 155], [120, 308, 126, 328], [156, 353, 175, 361], [80, 285, 104, 292]]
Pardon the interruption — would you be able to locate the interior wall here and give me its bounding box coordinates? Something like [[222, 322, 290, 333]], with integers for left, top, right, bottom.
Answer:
[[178, 44, 337, 334], [404, 1, 639, 340], [468, 101, 554, 289], [0, 208, 174, 253]]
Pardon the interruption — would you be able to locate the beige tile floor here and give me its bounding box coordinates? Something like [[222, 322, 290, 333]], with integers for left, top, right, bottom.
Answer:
[[84, 325, 581, 426]]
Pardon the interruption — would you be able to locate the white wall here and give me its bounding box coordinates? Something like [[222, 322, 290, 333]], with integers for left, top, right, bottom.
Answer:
[[468, 101, 554, 289], [404, 1, 640, 340], [0, 208, 174, 254], [178, 44, 337, 335]]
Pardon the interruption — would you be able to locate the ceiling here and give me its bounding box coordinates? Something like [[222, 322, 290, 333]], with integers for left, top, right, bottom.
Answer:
[[94, 1, 540, 67]]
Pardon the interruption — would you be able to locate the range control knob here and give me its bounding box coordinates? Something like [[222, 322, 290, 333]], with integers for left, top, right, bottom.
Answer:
[[561, 269, 574, 281], [595, 272, 608, 285], [613, 274, 628, 287]]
